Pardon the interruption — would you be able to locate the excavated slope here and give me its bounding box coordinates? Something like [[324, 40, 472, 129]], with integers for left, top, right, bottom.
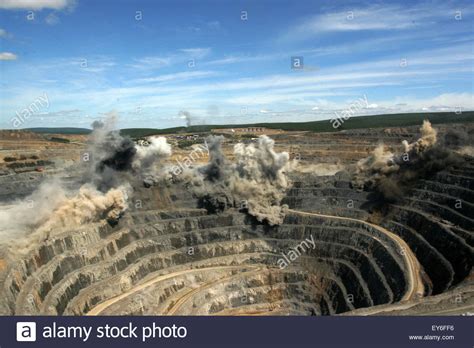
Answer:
[[0, 125, 472, 316]]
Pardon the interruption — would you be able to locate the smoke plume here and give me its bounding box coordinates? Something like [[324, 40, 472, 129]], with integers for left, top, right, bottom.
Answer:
[[444, 127, 474, 157], [86, 113, 171, 190], [0, 179, 67, 239], [39, 184, 130, 232], [0, 112, 171, 245], [353, 120, 461, 202], [134, 137, 172, 187], [184, 135, 291, 225], [179, 110, 192, 127]]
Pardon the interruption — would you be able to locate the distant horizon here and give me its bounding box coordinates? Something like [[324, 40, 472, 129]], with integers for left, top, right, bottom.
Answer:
[[2, 110, 472, 133]]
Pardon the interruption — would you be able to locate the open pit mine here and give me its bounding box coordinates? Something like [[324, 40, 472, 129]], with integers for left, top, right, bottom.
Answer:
[[0, 118, 472, 316]]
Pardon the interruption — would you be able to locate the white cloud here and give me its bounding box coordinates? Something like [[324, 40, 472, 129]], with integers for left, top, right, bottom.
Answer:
[[130, 48, 211, 71], [130, 70, 218, 84], [206, 53, 282, 65], [0, 28, 11, 38], [309, 6, 416, 31], [391, 93, 474, 111], [45, 12, 59, 25], [207, 21, 221, 30], [79, 58, 116, 73], [179, 47, 211, 59], [0, 0, 75, 10], [227, 93, 474, 123], [37, 109, 81, 117], [28, 55, 116, 75], [16, 45, 468, 115], [0, 52, 17, 60], [280, 2, 471, 41], [206, 56, 245, 65], [315, 93, 474, 118], [129, 56, 171, 70], [1, 36, 472, 128]]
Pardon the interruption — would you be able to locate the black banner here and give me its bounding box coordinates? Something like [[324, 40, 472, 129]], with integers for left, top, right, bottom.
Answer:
[[3, 316, 472, 347]]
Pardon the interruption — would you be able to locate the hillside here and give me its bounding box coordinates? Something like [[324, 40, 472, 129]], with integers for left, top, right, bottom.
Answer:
[[24, 127, 92, 135], [120, 111, 474, 137], [8, 111, 473, 137]]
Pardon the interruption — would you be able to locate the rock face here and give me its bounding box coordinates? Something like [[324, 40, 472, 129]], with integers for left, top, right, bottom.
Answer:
[[0, 124, 472, 316]]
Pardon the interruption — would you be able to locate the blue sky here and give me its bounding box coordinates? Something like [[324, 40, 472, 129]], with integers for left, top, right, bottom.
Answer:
[[0, 0, 473, 129]]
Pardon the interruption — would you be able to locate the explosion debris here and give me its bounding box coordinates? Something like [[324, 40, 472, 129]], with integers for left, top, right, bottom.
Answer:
[[185, 135, 292, 225], [353, 120, 462, 202], [39, 184, 130, 231], [87, 115, 172, 190], [134, 137, 172, 187], [0, 113, 172, 244]]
